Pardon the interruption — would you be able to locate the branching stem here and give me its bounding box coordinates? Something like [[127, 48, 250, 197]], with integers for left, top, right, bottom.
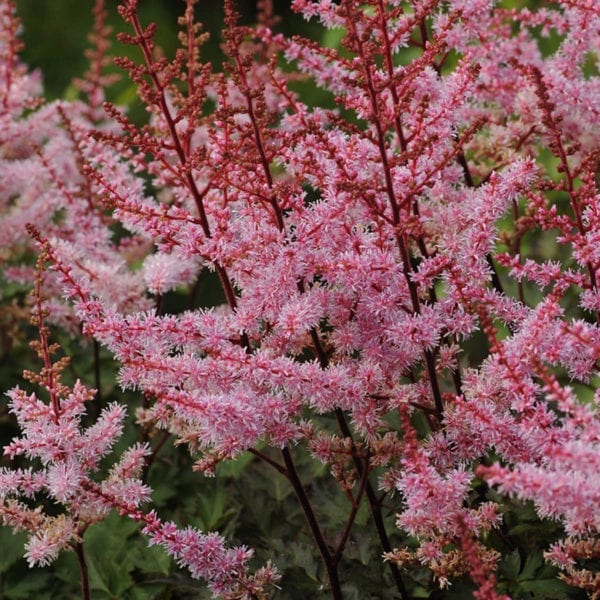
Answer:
[[74, 542, 91, 600], [281, 447, 342, 599]]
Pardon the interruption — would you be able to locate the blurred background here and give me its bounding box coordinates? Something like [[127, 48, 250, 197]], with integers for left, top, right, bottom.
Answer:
[[16, 0, 319, 100]]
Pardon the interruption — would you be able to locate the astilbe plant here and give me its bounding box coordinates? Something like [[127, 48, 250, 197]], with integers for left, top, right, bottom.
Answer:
[[0, 247, 151, 597], [0, 0, 599, 597], [0, 243, 278, 599], [0, 0, 150, 333], [0, 2, 279, 598]]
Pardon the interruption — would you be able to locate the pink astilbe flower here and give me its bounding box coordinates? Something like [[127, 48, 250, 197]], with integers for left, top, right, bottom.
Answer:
[[0, 0, 149, 331], [42, 0, 598, 595], [142, 517, 279, 598], [0, 250, 150, 569], [0, 244, 278, 598], [1, 0, 600, 596]]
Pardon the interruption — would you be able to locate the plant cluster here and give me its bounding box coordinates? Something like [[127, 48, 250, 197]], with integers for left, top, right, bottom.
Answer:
[[0, 0, 599, 598]]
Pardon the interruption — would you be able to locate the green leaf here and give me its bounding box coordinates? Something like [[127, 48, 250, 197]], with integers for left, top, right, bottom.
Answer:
[[4, 570, 52, 600], [500, 549, 521, 580], [131, 541, 172, 576], [289, 541, 320, 580], [519, 552, 544, 580], [278, 566, 324, 596], [82, 511, 141, 597], [410, 586, 431, 598], [517, 578, 573, 599], [0, 528, 26, 573], [86, 556, 118, 596], [271, 471, 294, 504], [215, 450, 254, 478], [196, 484, 228, 531]]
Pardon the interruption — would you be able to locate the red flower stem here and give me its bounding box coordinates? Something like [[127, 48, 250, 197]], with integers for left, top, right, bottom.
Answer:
[[229, 34, 408, 592], [334, 409, 409, 599], [333, 453, 370, 563], [232, 53, 285, 232], [375, 0, 408, 153], [348, 11, 444, 421], [248, 448, 287, 476], [126, 8, 211, 237], [124, 4, 249, 332], [281, 447, 342, 600], [93, 339, 102, 407], [33, 261, 61, 424], [74, 542, 91, 600]]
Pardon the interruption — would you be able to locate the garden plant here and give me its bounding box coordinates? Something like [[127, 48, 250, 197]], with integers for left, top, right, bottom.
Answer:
[[0, 0, 599, 598]]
